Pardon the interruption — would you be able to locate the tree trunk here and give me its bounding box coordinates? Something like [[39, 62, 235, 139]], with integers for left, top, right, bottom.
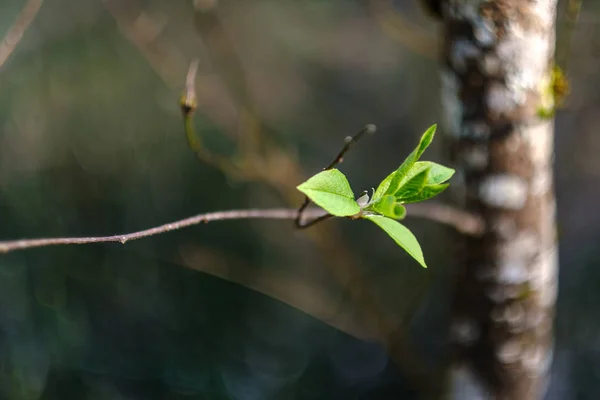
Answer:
[[439, 1, 559, 398]]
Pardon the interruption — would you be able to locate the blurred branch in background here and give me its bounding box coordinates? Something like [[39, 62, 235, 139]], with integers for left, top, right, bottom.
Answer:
[[369, 0, 437, 59], [181, 59, 245, 178], [0, 0, 44, 70], [101, 0, 188, 90], [193, 0, 264, 157], [101, 0, 242, 145]]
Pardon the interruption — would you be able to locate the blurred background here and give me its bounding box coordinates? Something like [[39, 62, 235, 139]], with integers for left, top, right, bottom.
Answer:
[[0, 0, 598, 399]]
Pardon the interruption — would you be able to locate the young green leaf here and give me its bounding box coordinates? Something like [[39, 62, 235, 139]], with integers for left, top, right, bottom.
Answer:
[[368, 194, 394, 215], [421, 162, 455, 185], [394, 166, 430, 199], [373, 124, 437, 199], [297, 169, 361, 217], [394, 161, 454, 202], [394, 203, 407, 219], [364, 215, 426, 268], [373, 170, 395, 200], [399, 183, 449, 204], [367, 195, 407, 219], [413, 124, 437, 159]]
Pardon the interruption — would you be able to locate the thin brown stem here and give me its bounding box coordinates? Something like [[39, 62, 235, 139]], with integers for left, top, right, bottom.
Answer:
[[325, 124, 376, 170], [296, 213, 335, 230], [0, 202, 480, 254], [294, 197, 313, 229], [193, 1, 263, 156], [0, 0, 44, 70], [181, 60, 251, 178], [295, 124, 376, 228], [0, 208, 325, 254]]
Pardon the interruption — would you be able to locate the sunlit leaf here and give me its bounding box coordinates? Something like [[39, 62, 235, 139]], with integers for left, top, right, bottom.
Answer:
[[422, 162, 455, 185], [297, 169, 360, 217], [364, 215, 426, 268], [400, 184, 449, 204], [394, 166, 430, 199], [367, 195, 406, 219], [373, 125, 437, 199]]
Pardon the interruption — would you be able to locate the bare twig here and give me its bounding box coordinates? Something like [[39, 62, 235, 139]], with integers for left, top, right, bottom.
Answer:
[[193, 1, 264, 156], [0, 208, 325, 254], [180, 60, 252, 178], [325, 124, 377, 170], [0, 0, 44, 70], [407, 202, 485, 236], [0, 201, 481, 254], [295, 124, 376, 229]]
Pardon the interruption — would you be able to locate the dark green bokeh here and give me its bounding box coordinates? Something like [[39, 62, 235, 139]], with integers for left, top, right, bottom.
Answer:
[[1, 0, 598, 399]]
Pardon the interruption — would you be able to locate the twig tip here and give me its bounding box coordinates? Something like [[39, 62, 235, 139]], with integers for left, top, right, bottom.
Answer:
[[365, 124, 377, 135]]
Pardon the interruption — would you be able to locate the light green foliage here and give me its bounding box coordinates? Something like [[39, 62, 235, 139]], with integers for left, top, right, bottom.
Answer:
[[296, 125, 454, 267], [423, 162, 455, 185], [394, 166, 430, 200], [400, 184, 449, 204], [367, 195, 406, 219], [296, 169, 361, 216], [364, 215, 426, 268], [374, 124, 436, 198]]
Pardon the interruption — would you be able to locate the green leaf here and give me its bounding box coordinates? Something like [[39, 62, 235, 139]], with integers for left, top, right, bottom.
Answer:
[[394, 203, 407, 219], [373, 125, 437, 199], [399, 184, 450, 203], [367, 195, 406, 219], [378, 160, 453, 203], [413, 124, 437, 159], [394, 165, 430, 199], [297, 169, 361, 217], [422, 162, 455, 185], [365, 215, 426, 268], [373, 170, 395, 200]]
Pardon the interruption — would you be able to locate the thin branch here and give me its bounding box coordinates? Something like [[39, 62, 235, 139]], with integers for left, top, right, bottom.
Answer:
[[295, 124, 376, 229], [0, 0, 44, 70], [193, 1, 264, 156], [325, 124, 377, 170], [0, 208, 326, 254], [180, 60, 250, 178], [296, 213, 335, 230], [0, 202, 481, 254]]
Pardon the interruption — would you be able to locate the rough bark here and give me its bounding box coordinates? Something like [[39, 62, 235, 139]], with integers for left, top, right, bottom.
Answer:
[[438, 1, 559, 399]]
